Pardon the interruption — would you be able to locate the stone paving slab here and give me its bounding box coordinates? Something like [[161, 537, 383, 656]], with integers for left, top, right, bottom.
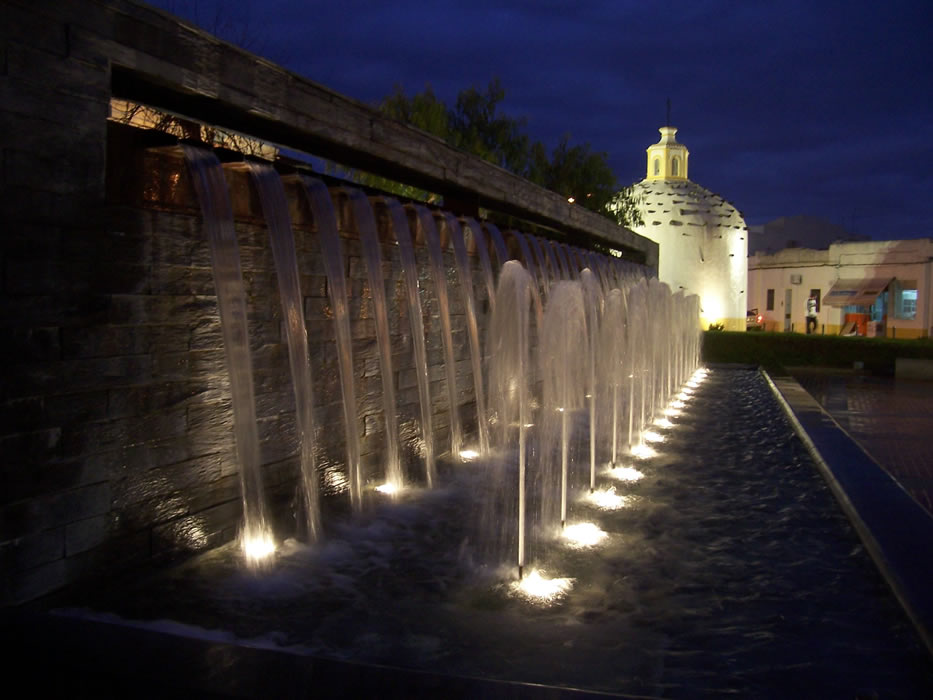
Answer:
[[765, 371, 933, 658]]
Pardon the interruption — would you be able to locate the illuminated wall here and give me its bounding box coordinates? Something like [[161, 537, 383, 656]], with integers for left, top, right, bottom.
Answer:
[[619, 127, 748, 330]]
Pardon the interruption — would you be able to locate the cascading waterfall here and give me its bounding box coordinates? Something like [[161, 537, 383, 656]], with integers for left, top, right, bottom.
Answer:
[[551, 241, 571, 280], [445, 214, 489, 455], [511, 231, 544, 297], [484, 222, 511, 269], [383, 199, 436, 486], [542, 238, 564, 282], [181, 145, 272, 561], [537, 281, 588, 528], [300, 178, 363, 509], [184, 156, 704, 582], [248, 162, 321, 540], [600, 288, 627, 467], [581, 269, 603, 491], [528, 235, 553, 296], [486, 261, 536, 578], [461, 218, 498, 314], [417, 206, 464, 457], [348, 189, 402, 489]]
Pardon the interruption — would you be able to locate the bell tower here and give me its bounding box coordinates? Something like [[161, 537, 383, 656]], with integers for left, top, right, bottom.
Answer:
[[645, 126, 689, 181]]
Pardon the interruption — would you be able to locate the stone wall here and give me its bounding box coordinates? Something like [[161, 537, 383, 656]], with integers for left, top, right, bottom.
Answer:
[[1, 0, 653, 604]]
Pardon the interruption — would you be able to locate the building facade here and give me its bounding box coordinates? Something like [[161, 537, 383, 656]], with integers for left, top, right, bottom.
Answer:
[[748, 239, 933, 338], [621, 127, 748, 330]]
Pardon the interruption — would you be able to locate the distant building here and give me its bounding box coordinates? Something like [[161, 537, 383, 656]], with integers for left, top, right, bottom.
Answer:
[[747, 238, 933, 338], [748, 215, 869, 254], [619, 126, 748, 330]]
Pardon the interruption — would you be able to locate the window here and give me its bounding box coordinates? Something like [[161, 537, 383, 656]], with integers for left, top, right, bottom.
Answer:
[[893, 280, 917, 320], [766, 289, 775, 311], [653, 158, 660, 176], [671, 156, 679, 176], [809, 289, 821, 313]]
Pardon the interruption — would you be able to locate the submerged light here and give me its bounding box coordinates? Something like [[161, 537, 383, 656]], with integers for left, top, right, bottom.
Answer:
[[511, 569, 574, 604], [654, 417, 674, 429], [642, 430, 664, 443], [375, 482, 400, 495], [631, 443, 657, 459], [607, 465, 644, 482], [459, 449, 480, 461], [586, 486, 627, 510], [563, 522, 608, 548], [242, 531, 276, 565]]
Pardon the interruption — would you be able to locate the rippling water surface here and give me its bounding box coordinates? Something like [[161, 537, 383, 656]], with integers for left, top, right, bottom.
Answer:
[[63, 368, 933, 697]]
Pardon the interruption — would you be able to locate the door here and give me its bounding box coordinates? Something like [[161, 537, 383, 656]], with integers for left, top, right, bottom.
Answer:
[[784, 288, 793, 332]]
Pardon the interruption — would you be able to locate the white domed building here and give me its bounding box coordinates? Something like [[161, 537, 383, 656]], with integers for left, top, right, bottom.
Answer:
[[621, 126, 748, 330]]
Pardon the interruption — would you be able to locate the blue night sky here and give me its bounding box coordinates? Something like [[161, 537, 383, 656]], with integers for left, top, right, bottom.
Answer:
[[149, 0, 933, 239]]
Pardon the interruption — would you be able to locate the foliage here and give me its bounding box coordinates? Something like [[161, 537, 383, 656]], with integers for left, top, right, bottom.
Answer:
[[373, 79, 642, 227], [701, 330, 933, 376]]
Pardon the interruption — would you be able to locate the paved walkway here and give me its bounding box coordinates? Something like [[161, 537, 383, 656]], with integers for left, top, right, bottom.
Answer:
[[788, 367, 933, 516]]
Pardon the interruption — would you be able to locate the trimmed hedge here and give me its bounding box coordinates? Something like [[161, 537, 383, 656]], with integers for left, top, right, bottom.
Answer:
[[701, 331, 933, 376]]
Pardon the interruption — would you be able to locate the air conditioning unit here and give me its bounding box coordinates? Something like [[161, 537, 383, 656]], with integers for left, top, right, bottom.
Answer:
[[790, 274, 802, 285]]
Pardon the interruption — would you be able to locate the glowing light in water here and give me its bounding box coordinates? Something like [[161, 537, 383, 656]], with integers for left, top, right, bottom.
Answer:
[[586, 486, 627, 510], [654, 417, 674, 429], [681, 387, 695, 396], [631, 443, 657, 459], [677, 391, 692, 401], [670, 400, 687, 409], [459, 449, 480, 461], [686, 379, 700, 389], [375, 482, 400, 495], [663, 407, 682, 417], [607, 465, 644, 482], [511, 569, 574, 603], [642, 430, 664, 443], [243, 532, 276, 564], [563, 522, 607, 548]]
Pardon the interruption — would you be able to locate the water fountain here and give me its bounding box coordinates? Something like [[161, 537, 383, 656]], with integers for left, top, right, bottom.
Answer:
[[48, 160, 933, 696], [181, 146, 273, 563], [8, 3, 932, 691]]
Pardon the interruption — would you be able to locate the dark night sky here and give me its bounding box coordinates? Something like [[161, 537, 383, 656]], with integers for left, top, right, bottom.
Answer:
[[149, 0, 933, 238]]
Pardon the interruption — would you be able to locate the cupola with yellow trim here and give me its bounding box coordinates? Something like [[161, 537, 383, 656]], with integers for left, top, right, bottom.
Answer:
[[612, 125, 748, 331], [646, 126, 689, 181]]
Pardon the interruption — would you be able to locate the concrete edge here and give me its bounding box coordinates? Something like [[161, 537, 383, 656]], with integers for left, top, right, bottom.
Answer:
[[762, 369, 933, 658], [0, 609, 653, 700]]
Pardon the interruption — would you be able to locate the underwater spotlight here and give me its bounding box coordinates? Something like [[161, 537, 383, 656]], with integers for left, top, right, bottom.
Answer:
[[511, 569, 574, 604], [242, 532, 276, 564], [631, 443, 657, 459], [375, 482, 400, 495], [654, 417, 674, 429], [642, 430, 664, 444], [587, 486, 627, 510], [608, 465, 644, 482], [459, 449, 480, 461], [563, 522, 607, 548]]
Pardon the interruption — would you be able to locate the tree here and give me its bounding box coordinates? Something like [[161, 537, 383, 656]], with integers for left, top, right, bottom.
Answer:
[[376, 80, 642, 227], [447, 79, 530, 174]]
